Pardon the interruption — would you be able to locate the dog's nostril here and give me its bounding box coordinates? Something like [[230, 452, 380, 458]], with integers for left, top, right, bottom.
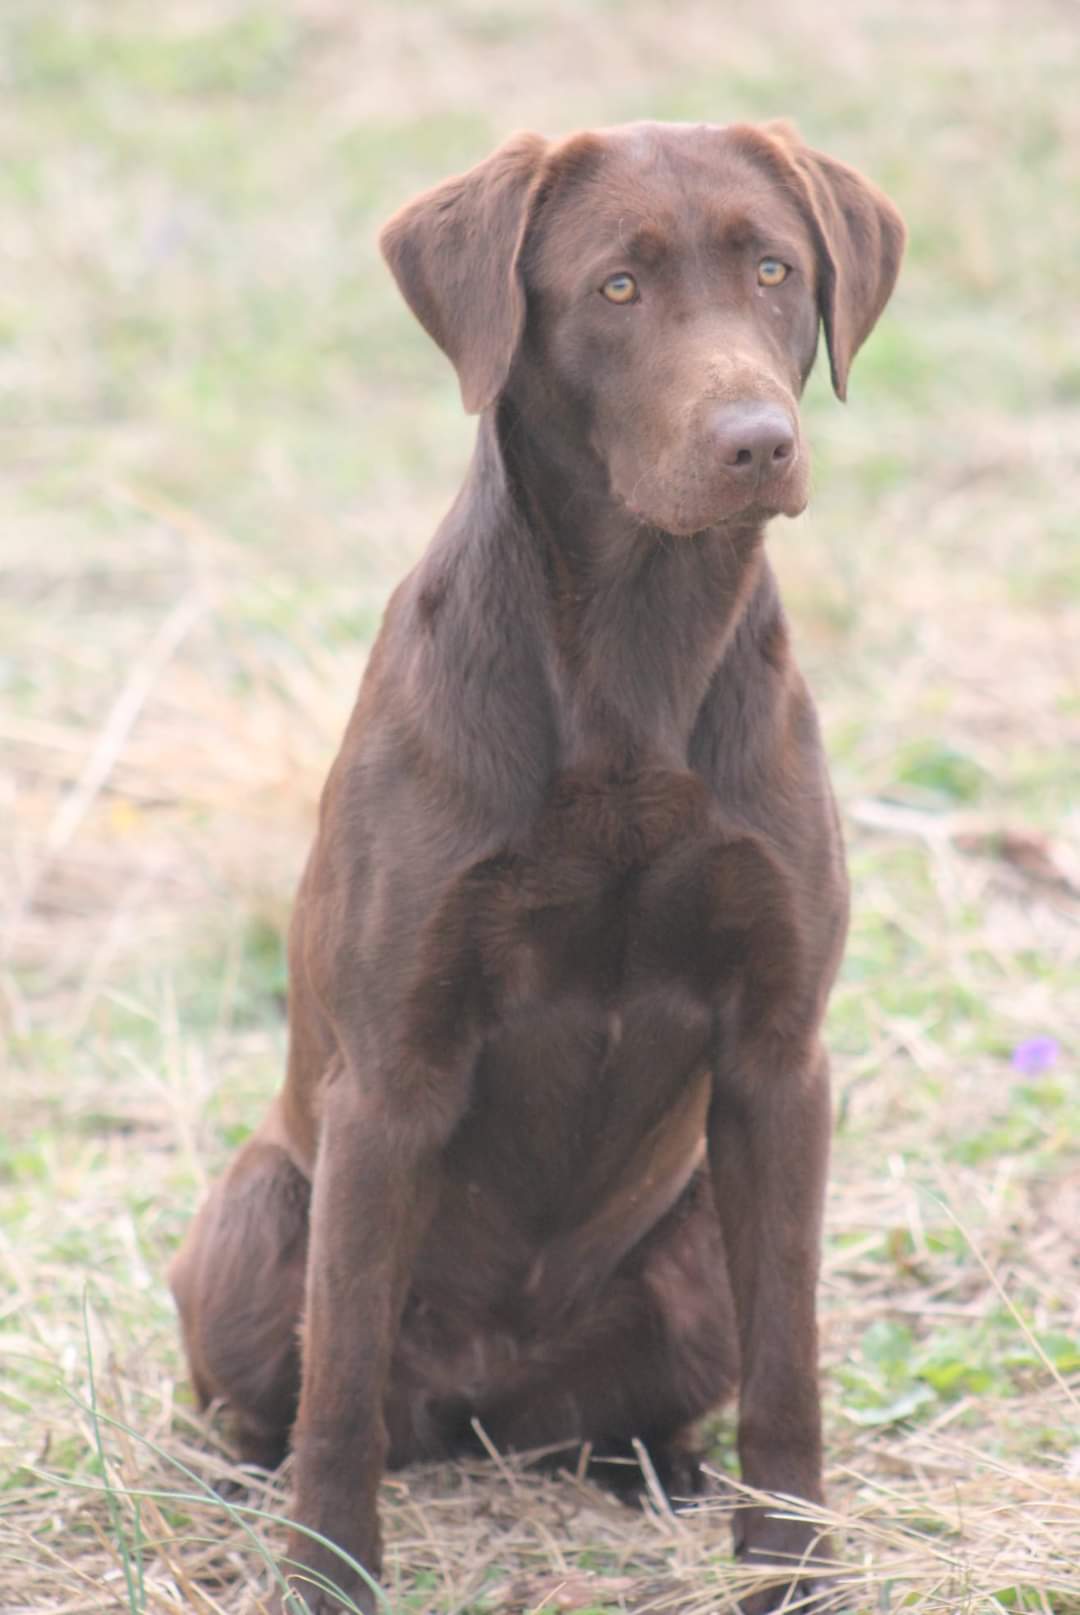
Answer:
[[772, 439, 793, 463], [735, 448, 753, 467]]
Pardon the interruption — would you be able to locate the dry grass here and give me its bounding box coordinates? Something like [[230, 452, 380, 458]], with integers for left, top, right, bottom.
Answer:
[[2, 0, 1079, 1611], [3, 1343, 1079, 1613]]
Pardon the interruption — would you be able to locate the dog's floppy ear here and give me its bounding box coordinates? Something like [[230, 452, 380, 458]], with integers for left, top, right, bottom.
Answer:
[[766, 124, 905, 400], [379, 132, 548, 414]]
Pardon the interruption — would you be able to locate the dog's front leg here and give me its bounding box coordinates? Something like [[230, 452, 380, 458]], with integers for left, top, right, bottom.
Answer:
[[281, 1059, 462, 1614], [708, 1042, 836, 1615]]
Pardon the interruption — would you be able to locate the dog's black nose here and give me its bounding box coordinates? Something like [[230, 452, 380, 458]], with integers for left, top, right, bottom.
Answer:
[[711, 403, 796, 479]]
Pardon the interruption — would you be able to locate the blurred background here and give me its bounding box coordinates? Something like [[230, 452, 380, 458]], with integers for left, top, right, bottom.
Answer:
[[2, 2, 1078, 1611]]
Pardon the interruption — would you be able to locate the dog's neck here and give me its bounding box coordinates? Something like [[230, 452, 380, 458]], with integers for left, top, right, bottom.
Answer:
[[489, 401, 775, 772]]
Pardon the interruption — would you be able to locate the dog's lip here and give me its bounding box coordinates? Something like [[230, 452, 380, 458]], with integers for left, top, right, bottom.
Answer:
[[616, 442, 806, 534], [622, 479, 808, 535]]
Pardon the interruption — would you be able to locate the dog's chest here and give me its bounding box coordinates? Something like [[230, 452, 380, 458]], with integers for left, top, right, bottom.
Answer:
[[444, 770, 774, 1176], [421, 766, 797, 1278], [475, 766, 763, 1014]]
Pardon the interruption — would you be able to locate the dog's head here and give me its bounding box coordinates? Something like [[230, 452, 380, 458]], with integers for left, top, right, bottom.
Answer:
[[380, 121, 905, 536]]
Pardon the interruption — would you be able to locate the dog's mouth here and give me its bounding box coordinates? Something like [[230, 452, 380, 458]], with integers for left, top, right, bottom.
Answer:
[[619, 453, 809, 537]]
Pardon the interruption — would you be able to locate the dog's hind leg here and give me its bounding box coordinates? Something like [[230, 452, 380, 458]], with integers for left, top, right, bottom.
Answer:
[[169, 1115, 310, 1470], [477, 1172, 737, 1499]]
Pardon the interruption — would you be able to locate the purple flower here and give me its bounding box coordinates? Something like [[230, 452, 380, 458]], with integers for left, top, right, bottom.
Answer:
[[1011, 1036, 1060, 1076]]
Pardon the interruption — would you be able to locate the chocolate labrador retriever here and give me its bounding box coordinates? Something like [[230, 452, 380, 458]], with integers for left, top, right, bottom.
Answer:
[[170, 120, 904, 1613]]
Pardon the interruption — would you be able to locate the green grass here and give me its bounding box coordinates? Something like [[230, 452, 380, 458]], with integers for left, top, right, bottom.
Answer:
[[2, 0, 1079, 1610]]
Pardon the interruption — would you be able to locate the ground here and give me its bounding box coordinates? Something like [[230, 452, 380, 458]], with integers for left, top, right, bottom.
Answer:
[[1, 1, 1079, 1611]]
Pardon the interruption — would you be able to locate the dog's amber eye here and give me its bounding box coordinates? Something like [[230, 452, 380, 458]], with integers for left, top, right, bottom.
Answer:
[[757, 259, 789, 287], [601, 272, 639, 304]]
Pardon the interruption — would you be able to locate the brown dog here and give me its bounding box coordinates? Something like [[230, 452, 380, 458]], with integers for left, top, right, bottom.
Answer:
[[170, 120, 904, 1614]]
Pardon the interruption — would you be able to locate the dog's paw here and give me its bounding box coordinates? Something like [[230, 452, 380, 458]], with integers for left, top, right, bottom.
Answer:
[[660, 1441, 715, 1502], [276, 1580, 379, 1615], [737, 1574, 846, 1614], [583, 1429, 712, 1506]]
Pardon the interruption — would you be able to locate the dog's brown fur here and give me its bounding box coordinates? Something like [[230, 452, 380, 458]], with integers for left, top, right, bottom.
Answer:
[[170, 120, 904, 1614]]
